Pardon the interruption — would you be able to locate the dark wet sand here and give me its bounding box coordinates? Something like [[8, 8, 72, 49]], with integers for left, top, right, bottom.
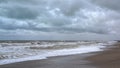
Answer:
[[87, 42, 120, 68], [0, 42, 120, 68]]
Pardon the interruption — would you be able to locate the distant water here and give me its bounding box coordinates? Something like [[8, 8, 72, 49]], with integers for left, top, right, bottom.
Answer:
[[0, 41, 117, 65]]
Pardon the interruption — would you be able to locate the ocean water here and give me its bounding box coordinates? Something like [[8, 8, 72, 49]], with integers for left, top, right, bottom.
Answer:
[[0, 41, 117, 65]]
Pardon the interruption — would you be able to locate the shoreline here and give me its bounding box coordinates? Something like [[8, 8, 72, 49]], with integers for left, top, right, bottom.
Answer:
[[0, 42, 119, 68], [0, 41, 109, 65], [0, 53, 95, 68]]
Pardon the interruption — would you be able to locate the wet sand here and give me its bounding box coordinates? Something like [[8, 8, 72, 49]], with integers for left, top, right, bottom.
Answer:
[[0, 42, 120, 68], [87, 42, 120, 68]]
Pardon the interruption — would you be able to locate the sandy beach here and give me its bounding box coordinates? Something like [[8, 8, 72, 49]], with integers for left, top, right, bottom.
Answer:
[[0, 42, 120, 68], [87, 42, 120, 68]]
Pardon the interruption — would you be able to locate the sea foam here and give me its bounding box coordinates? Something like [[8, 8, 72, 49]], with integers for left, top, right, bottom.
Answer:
[[0, 41, 117, 65]]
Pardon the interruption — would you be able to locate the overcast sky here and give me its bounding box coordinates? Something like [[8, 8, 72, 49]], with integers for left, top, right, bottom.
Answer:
[[0, 0, 120, 40]]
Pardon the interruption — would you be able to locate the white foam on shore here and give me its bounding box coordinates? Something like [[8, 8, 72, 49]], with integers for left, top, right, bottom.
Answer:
[[0, 41, 117, 65]]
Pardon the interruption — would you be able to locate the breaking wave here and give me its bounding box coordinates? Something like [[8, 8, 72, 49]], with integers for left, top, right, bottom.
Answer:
[[0, 41, 117, 65]]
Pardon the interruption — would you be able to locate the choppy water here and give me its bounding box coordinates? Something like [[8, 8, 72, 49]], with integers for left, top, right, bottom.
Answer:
[[0, 41, 117, 65]]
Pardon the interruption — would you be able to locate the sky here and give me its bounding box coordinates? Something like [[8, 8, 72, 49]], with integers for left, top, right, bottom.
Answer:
[[0, 0, 120, 40]]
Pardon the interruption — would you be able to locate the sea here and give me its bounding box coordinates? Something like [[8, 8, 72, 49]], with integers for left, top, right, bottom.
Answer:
[[0, 40, 117, 65]]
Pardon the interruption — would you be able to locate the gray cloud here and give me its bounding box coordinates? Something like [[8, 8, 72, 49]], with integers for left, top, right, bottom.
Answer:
[[90, 0, 120, 11], [0, 0, 120, 40], [3, 7, 38, 20]]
